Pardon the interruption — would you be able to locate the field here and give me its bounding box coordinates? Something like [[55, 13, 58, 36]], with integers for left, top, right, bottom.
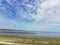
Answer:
[[0, 35, 60, 45]]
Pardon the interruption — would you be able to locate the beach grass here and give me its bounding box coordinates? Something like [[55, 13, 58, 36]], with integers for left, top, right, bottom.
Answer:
[[0, 44, 9, 45], [0, 35, 60, 45]]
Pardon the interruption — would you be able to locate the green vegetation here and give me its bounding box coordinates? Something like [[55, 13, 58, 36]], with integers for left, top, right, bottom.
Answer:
[[0, 44, 9, 45], [0, 35, 60, 45]]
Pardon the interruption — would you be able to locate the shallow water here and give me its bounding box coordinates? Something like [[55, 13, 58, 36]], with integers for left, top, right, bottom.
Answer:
[[0, 29, 60, 38]]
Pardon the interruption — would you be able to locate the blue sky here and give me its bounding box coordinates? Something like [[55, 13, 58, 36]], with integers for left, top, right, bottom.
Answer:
[[0, 0, 60, 32]]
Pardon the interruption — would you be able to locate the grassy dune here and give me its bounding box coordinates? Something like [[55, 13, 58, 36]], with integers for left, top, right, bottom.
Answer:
[[0, 35, 60, 45]]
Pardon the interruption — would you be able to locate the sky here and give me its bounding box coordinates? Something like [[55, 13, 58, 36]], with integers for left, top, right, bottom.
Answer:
[[0, 0, 60, 32]]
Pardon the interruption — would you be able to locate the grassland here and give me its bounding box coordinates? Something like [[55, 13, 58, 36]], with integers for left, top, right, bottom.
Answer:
[[0, 44, 9, 45], [0, 35, 60, 45]]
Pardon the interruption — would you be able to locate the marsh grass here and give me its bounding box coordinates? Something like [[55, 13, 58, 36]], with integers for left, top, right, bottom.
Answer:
[[0, 35, 60, 45], [0, 44, 9, 45]]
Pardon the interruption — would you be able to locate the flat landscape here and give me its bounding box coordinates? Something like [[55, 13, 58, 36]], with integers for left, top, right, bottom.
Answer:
[[0, 35, 60, 45], [0, 0, 60, 45], [0, 29, 60, 45]]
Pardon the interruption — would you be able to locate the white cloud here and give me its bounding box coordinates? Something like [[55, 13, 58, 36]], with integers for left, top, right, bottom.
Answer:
[[30, 0, 60, 23], [0, 0, 60, 32], [40, 0, 60, 9], [33, 0, 60, 24], [46, 6, 60, 24]]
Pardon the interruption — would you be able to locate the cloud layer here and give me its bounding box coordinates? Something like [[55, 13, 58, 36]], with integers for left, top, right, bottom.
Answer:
[[0, 0, 60, 32]]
